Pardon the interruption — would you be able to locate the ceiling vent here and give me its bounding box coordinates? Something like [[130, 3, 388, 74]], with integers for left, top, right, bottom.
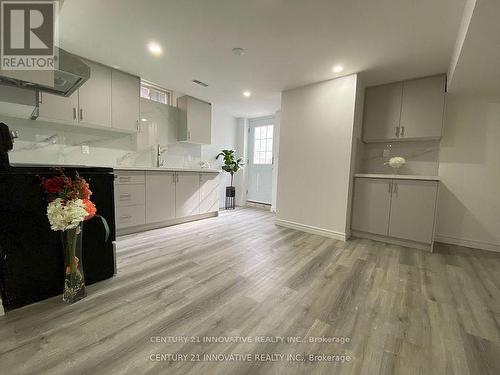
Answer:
[[192, 79, 208, 87]]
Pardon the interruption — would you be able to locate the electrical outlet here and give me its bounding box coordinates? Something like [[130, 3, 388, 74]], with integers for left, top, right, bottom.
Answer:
[[81, 144, 90, 154]]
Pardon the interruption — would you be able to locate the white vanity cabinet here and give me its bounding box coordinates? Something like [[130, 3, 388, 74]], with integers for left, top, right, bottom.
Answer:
[[115, 169, 219, 234], [351, 176, 439, 250], [362, 75, 446, 142]]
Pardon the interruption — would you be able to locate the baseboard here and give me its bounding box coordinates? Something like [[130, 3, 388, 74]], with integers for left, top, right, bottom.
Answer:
[[117, 211, 218, 237], [351, 230, 432, 252], [275, 218, 346, 241], [246, 201, 271, 211], [435, 234, 500, 253]]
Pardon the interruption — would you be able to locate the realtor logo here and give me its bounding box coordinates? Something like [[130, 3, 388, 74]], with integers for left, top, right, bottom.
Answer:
[[1, 0, 57, 70]]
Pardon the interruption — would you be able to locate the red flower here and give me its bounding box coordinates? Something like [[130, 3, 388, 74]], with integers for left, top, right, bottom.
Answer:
[[82, 199, 97, 220], [42, 176, 67, 194]]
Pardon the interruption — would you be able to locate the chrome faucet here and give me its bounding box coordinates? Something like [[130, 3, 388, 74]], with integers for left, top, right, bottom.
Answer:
[[156, 144, 167, 168]]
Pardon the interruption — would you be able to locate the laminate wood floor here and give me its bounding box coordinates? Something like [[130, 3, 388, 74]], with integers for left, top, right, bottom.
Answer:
[[1, 208, 500, 375]]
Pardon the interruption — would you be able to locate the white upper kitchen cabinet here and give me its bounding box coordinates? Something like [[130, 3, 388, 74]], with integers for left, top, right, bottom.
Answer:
[[37, 91, 78, 123], [388, 180, 438, 244], [351, 178, 392, 236], [145, 171, 176, 223], [177, 95, 211, 144], [112, 70, 140, 132], [175, 173, 200, 218], [399, 75, 446, 140], [362, 82, 403, 142], [199, 173, 220, 214], [362, 75, 446, 142], [77, 60, 112, 128]]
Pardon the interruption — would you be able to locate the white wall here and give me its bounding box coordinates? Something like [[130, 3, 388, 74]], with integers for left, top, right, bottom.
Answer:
[[271, 110, 281, 212], [234, 118, 248, 206], [276, 74, 359, 240], [436, 94, 500, 252], [201, 107, 239, 208]]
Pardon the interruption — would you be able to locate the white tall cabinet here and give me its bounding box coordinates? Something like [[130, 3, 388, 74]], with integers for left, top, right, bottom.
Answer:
[[351, 176, 439, 250]]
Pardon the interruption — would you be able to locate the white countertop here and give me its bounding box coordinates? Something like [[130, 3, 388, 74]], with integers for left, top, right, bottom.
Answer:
[[355, 173, 440, 181], [115, 166, 221, 173]]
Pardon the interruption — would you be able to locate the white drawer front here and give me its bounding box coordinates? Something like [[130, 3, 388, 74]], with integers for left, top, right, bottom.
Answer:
[[116, 205, 145, 229], [115, 184, 145, 207], [115, 171, 145, 185]]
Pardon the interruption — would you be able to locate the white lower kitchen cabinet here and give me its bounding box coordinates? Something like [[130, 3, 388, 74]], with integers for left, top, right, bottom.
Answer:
[[351, 178, 392, 236], [200, 173, 219, 214], [114, 169, 219, 235], [351, 176, 439, 251], [175, 173, 201, 218], [388, 180, 438, 243], [145, 171, 176, 223]]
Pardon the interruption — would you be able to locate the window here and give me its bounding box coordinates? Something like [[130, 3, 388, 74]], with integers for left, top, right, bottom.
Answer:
[[140, 81, 171, 105], [253, 125, 274, 165]]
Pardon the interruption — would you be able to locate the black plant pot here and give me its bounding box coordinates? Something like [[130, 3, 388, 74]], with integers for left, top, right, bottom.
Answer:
[[225, 186, 236, 210]]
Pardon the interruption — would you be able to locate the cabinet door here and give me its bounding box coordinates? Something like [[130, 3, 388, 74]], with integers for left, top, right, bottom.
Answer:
[[388, 180, 438, 243], [400, 75, 445, 140], [175, 173, 200, 218], [351, 178, 392, 235], [112, 70, 140, 132], [78, 60, 112, 127], [145, 172, 176, 223], [200, 173, 219, 214], [363, 82, 403, 142], [38, 91, 77, 123], [188, 97, 211, 144]]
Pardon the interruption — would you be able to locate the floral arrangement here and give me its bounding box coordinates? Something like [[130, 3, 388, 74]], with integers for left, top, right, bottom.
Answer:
[[40, 169, 108, 303], [387, 156, 406, 170], [41, 172, 97, 231]]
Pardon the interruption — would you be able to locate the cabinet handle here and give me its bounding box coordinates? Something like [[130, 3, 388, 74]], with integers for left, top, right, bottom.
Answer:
[[119, 194, 131, 199], [120, 215, 132, 220], [187, 130, 191, 140], [395, 126, 400, 137], [172, 174, 175, 184], [136, 120, 140, 132], [401, 126, 405, 137], [394, 183, 398, 194], [79, 108, 83, 121], [73, 108, 77, 120], [388, 182, 392, 193]]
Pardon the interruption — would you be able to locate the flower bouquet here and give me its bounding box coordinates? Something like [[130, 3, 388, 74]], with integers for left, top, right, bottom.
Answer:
[[40, 170, 108, 303]]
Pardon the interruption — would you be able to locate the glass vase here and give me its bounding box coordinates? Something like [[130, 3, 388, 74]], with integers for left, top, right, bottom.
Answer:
[[62, 223, 86, 303]]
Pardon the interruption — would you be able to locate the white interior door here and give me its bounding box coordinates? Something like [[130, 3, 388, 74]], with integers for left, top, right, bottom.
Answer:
[[247, 121, 274, 204]]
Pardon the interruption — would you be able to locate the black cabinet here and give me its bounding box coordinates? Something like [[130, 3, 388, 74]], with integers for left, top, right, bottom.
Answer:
[[0, 165, 116, 311]]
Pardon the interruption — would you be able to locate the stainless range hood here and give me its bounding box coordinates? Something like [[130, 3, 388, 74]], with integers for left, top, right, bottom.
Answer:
[[0, 48, 90, 98]]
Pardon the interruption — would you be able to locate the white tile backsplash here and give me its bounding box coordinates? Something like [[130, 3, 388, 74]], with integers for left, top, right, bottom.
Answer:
[[358, 140, 440, 175], [5, 115, 203, 168]]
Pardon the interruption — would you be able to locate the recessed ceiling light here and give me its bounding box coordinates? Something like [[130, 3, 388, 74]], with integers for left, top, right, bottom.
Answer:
[[333, 65, 344, 73], [147, 41, 162, 56], [141, 118, 148, 122], [232, 47, 245, 56], [243, 91, 251, 97]]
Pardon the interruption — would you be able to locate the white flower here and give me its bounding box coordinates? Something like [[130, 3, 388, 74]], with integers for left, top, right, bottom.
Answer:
[[388, 156, 406, 169], [46, 198, 88, 231]]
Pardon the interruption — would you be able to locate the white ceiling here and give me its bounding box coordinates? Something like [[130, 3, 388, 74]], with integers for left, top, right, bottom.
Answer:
[[59, 0, 466, 118]]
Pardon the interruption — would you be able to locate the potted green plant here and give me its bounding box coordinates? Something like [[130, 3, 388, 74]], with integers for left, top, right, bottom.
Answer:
[[216, 149, 244, 209]]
